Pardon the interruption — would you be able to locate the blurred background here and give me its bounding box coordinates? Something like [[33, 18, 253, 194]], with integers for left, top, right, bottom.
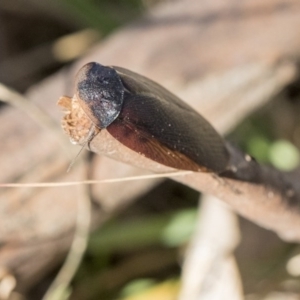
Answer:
[[0, 0, 148, 92], [1, 0, 300, 300]]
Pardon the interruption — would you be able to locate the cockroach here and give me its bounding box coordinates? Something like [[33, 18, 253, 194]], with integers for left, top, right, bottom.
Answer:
[[60, 62, 229, 173]]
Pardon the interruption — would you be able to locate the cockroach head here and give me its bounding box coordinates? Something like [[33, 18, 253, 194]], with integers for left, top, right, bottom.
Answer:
[[75, 62, 124, 129]]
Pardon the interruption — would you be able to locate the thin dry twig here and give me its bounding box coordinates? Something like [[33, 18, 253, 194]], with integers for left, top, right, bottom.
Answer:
[[0, 171, 192, 188], [42, 182, 91, 300], [84, 127, 300, 242]]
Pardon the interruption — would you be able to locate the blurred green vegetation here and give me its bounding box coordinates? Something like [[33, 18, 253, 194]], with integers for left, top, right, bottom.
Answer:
[[72, 208, 197, 300], [88, 208, 197, 255], [120, 279, 180, 300], [230, 98, 300, 171], [54, 0, 144, 33]]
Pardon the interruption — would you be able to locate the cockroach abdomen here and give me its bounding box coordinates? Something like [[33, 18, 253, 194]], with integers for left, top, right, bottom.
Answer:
[[75, 62, 124, 129]]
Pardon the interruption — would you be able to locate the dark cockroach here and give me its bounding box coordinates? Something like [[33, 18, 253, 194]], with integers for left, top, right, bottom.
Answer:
[[74, 62, 230, 173]]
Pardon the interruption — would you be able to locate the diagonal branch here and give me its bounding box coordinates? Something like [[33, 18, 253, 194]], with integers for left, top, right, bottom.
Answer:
[[83, 119, 300, 242]]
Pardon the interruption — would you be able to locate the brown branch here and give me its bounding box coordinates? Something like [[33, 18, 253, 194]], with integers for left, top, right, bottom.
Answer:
[[84, 119, 300, 241]]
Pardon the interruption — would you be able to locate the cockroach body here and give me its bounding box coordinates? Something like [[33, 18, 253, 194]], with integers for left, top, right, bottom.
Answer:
[[75, 62, 229, 173]]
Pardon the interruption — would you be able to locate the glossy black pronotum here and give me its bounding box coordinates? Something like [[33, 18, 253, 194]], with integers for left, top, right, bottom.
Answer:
[[59, 62, 230, 173]]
